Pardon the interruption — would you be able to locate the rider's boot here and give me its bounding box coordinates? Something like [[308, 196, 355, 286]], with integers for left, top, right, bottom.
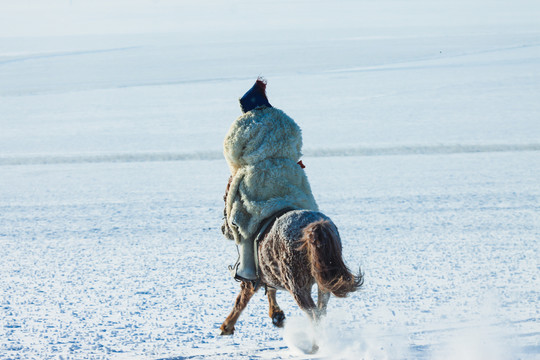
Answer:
[[234, 239, 257, 281]]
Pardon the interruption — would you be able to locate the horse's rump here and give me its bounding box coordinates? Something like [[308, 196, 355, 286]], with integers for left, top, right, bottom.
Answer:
[[258, 210, 362, 297]]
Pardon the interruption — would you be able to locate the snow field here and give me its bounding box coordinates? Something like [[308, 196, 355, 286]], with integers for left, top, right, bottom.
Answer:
[[1, 152, 538, 358], [1, 0, 539, 358]]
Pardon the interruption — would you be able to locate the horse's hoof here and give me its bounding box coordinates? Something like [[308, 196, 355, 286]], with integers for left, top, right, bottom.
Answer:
[[272, 311, 286, 328], [220, 324, 235, 335], [307, 344, 319, 354]]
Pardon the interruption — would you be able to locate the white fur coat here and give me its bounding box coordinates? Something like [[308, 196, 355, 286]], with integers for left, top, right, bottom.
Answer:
[[224, 107, 318, 244]]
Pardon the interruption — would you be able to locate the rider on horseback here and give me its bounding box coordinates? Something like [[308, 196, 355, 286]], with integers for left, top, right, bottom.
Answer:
[[222, 78, 319, 281]]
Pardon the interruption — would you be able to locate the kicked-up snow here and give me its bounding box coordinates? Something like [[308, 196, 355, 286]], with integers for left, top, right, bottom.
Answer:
[[0, 0, 539, 359]]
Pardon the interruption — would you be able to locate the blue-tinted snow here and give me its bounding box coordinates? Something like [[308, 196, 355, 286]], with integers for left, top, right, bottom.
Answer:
[[0, 0, 539, 359]]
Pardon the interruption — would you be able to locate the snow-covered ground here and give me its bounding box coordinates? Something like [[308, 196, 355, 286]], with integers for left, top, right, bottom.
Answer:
[[1, 0, 539, 359]]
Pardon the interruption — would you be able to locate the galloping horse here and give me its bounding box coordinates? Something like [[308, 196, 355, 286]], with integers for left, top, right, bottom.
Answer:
[[220, 208, 363, 340]]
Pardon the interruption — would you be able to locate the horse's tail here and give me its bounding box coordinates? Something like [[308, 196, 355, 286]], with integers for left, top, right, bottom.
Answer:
[[299, 220, 363, 298]]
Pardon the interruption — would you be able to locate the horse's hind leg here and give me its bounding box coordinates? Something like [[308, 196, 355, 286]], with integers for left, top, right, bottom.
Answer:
[[291, 287, 318, 321], [267, 287, 285, 327], [291, 287, 320, 354], [317, 288, 331, 320], [220, 281, 256, 335]]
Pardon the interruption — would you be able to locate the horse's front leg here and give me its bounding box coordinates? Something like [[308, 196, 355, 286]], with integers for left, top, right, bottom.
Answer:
[[220, 281, 256, 335], [267, 287, 286, 327]]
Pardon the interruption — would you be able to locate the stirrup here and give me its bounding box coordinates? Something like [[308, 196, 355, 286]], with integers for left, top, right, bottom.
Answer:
[[228, 262, 241, 281]]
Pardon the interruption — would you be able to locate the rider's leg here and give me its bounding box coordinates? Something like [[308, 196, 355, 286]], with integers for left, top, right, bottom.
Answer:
[[235, 237, 257, 281]]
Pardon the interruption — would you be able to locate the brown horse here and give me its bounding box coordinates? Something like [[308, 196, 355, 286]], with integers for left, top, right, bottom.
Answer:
[[220, 209, 363, 342]]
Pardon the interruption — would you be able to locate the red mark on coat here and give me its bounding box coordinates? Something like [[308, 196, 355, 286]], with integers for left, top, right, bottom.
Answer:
[[297, 160, 306, 169]]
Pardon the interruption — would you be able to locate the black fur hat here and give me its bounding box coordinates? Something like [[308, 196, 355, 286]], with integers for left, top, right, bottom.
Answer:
[[239, 77, 272, 113]]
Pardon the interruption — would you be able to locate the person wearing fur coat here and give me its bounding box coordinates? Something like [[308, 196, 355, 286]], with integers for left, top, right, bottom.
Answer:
[[222, 78, 318, 281]]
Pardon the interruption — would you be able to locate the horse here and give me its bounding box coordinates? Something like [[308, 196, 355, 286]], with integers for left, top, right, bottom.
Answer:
[[220, 208, 363, 348]]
